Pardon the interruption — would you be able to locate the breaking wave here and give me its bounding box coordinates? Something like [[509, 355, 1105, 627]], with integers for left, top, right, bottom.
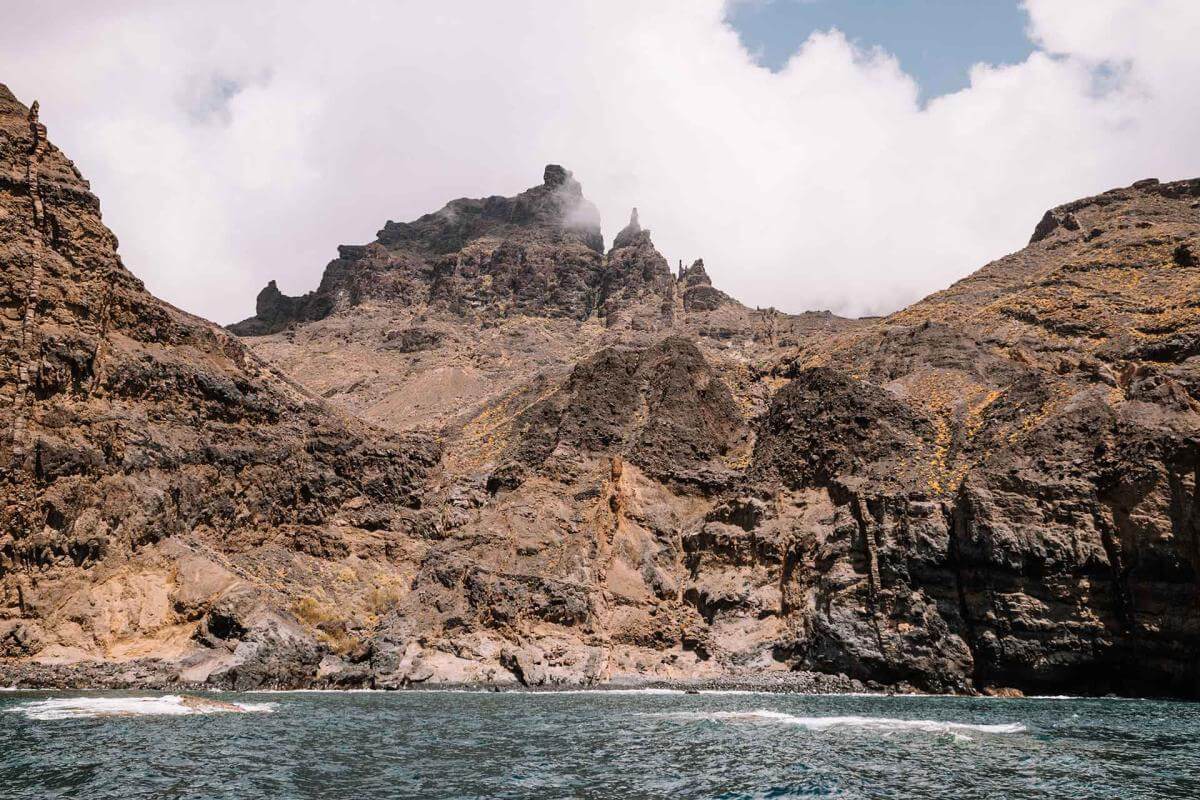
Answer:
[[651, 709, 1025, 739], [11, 695, 277, 721]]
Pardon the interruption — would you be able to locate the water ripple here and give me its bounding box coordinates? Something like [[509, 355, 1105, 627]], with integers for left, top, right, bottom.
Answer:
[[2, 691, 1198, 799]]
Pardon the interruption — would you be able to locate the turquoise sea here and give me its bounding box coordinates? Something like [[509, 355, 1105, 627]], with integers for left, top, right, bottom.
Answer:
[[2, 689, 1197, 798]]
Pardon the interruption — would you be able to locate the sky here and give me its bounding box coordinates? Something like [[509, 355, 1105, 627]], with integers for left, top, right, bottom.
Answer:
[[1, 1, 1198, 324], [728, 0, 1034, 99]]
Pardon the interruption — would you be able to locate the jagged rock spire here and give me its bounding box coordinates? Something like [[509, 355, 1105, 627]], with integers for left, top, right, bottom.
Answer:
[[678, 258, 711, 287], [539, 165, 602, 251], [543, 164, 569, 188], [612, 207, 644, 250]]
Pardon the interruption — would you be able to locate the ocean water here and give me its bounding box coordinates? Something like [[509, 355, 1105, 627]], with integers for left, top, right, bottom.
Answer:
[[2, 689, 1197, 799]]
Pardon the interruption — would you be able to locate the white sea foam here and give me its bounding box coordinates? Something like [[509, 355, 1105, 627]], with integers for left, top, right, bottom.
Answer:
[[246, 688, 499, 695], [650, 709, 1025, 740], [528, 688, 690, 696], [249, 687, 689, 696], [11, 695, 277, 721]]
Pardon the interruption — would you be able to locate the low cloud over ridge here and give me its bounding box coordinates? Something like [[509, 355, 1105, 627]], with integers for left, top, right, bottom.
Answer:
[[1, 0, 1197, 323]]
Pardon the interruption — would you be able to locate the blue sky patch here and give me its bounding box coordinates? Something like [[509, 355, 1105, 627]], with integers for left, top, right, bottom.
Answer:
[[726, 0, 1035, 100]]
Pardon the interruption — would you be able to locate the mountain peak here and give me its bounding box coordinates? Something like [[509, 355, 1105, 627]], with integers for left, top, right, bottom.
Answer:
[[543, 163, 570, 188], [231, 167, 615, 332], [678, 258, 710, 286], [1029, 176, 1200, 244], [612, 207, 647, 251]]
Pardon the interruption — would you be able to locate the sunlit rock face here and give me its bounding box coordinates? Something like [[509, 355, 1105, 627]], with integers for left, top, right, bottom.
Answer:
[[4, 78, 1200, 697], [0, 84, 439, 688]]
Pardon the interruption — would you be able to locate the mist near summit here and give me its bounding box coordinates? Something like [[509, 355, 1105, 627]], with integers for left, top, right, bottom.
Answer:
[[1, 0, 1197, 323]]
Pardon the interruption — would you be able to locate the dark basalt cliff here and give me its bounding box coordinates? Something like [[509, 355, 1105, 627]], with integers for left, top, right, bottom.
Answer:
[[3, 81, 1198, 697]]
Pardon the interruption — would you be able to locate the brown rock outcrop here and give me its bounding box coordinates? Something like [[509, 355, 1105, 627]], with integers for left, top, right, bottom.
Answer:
[[229, 164, 607, 334], [763, 177, 1200, 696], [0, 84, 438, 688]]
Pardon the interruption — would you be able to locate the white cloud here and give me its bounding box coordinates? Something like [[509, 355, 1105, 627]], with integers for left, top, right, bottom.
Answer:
[[1, 0, 1197, 323]]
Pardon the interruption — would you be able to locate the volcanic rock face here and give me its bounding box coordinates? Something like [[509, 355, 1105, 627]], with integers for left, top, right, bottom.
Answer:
[[678, 259, 732, 312], [229, 164, 607, 334], [228, 171, 1200, 697], [2, 80, 1199, 697], [772, 178, 1200, 696], [0, 85, 438, 687]]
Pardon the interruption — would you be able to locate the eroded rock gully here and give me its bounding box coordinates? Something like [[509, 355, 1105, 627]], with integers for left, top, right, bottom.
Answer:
[[2, 82, 1198, 696]]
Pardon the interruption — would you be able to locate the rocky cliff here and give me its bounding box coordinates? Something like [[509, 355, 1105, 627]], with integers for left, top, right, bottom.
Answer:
[[2, 81, 1198, 696], [771, 178, 1200, 696], [0, 85, 439, 688]]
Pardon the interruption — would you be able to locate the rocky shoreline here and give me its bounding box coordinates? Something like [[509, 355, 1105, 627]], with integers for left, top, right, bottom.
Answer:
[[0, 658, 863, 693], [0, 661, 1072, 699]]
